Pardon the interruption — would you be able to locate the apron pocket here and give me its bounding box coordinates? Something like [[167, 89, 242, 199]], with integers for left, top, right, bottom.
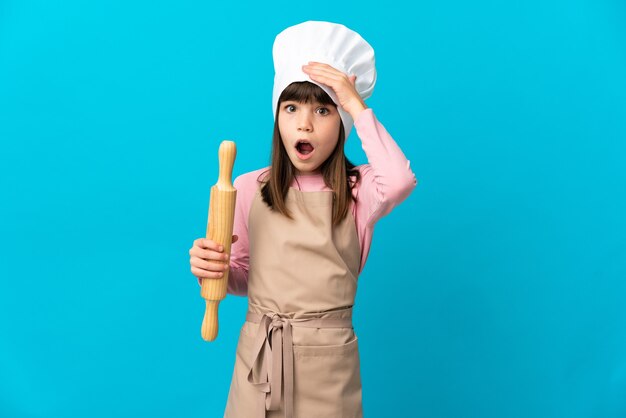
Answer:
[[292, 336, 363, 417]]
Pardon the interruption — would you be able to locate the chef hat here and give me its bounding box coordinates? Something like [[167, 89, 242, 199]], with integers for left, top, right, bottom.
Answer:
[[272, 21, 377, 139]]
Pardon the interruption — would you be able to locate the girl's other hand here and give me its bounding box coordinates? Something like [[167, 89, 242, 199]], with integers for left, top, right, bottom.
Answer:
[[189, 236, 238, 280], [301, 61, 367, 120]]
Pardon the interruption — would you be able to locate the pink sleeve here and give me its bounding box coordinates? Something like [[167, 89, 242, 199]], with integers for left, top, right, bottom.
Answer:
[[226, 173, 255, 296], [352, 108, 418, 272]]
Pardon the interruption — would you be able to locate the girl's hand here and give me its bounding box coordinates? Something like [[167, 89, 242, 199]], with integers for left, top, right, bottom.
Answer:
[[189, 236, 238, 280], [301, 62, 367, 120]]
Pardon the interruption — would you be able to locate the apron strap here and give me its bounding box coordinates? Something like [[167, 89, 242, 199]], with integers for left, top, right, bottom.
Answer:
[[245, 310, 353, 418]]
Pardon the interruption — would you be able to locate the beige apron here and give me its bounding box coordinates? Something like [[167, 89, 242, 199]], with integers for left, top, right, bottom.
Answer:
[[223, 186, 363, 418]]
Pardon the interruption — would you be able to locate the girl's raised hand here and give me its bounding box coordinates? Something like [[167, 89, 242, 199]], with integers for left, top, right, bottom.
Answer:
[[189, 236, 238, 280], [301, 61, 367, 120]]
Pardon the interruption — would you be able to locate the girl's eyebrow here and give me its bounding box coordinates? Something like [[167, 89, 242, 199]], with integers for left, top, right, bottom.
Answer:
[[283, 100, 327, 106]]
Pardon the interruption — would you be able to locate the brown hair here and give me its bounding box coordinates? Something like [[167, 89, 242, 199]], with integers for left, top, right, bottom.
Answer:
[[259, 81, 361, 225]]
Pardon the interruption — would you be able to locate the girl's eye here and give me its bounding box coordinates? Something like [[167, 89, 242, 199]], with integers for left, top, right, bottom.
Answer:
[[285, 104, 296, 112], [316, 107, 330, 115]]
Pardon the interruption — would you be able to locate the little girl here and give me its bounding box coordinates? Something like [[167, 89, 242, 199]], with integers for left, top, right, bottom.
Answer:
[[189, 21, 417, 418]]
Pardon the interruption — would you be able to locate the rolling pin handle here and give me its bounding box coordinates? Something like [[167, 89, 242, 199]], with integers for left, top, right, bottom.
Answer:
[[218, 141, 236, 190], [201, 300, 220, 341]]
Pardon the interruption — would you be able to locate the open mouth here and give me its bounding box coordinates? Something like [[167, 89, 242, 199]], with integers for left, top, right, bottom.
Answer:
[[295, 140, 315, 157]]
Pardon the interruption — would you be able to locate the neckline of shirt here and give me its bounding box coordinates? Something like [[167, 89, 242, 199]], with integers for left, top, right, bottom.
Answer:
[[291, 172, 328, 191]]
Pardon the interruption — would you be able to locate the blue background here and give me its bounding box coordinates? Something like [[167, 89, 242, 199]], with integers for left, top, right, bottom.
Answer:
[[1, 0, 625, 417]]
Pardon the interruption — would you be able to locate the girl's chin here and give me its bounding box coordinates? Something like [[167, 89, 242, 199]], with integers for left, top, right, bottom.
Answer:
[[291, 161, 321, 175]]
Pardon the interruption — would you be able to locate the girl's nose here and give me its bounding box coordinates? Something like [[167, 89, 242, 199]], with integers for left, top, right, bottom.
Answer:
[[297, 114, 313, 132]]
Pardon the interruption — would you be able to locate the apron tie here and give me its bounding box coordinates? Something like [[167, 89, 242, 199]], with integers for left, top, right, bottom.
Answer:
[[245, 310, 353, 418]]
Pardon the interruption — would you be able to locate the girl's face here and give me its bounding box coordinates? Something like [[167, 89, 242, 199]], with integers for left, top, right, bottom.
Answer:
[[278, 99, 341, 175]]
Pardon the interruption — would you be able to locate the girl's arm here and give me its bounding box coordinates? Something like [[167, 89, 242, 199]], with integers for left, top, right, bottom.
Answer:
[[354, 108, 417, 226], [349, 108, 417, 273]]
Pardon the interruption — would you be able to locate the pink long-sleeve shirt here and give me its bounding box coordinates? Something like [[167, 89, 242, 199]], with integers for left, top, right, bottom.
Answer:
[[198, 108, 417, 295]]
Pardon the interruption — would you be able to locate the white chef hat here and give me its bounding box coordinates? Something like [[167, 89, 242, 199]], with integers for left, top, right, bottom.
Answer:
[[272, 20, 377, 139]]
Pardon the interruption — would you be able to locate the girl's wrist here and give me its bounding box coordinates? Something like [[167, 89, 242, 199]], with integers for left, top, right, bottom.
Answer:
[[344, 100, 367, 121]]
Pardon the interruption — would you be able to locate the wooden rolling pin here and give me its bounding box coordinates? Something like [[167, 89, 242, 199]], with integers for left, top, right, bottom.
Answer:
[[200, 140, 237, 341]]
